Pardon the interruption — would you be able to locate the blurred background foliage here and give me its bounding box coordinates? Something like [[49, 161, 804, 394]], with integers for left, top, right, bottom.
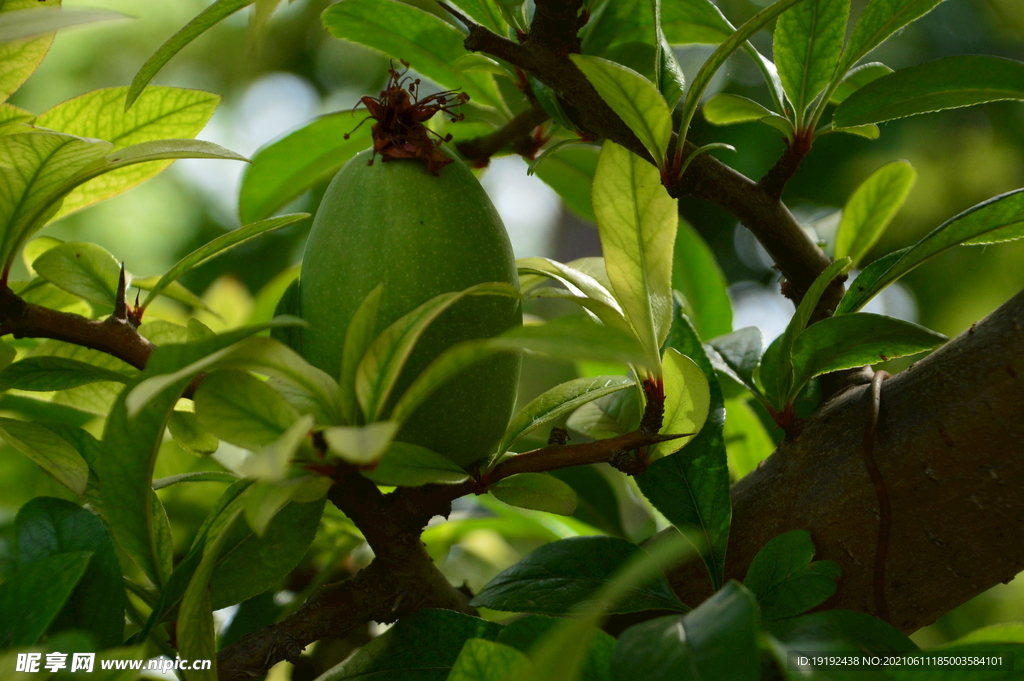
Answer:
[[1, 0, 1022, 674]]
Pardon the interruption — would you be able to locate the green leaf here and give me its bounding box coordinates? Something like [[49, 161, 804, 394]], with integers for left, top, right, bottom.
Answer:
[[673, 219, 733, 340], [340, 284, 383, 423], [744, 530, 841, 620], [0, 102, 34, 127], [835, 55, 1024, 127], [533, 144, 599, 223], [15, 497, 125, 647], [323, 421, 398, 466], [767, 609, 917, 653], [239, 111, 373, 224], [0, 0, 62, 104], [0, 551, 92, 647], [356, 282, 518, 421], [773, 0, 850, 117], [839, 0, 947, 74], [488, 472, 579, 516], [838, 189, 1024, 314], [126, 0, 254, 110], [0, 6, 127, 43], [153, 471, 238, 490], [317, 609, 502, 681], [168, 411, 219, 456], [194, 369, 300, 450], [132, 275, 210, 311], [237, 415, 315, 482], [708, 327, 764, 394], [550, 465, 627, 538], [656, 33, 685, 110], [611, 582, 760, 681], [791, 313, 946, 382], [364, 441, 469, 486], [571, 55, 673, 166], [829, 61, 892, 104], [649, 348, 710, 460], [498, 375, 634, 455], [242, 475, 327, 536], [31, 241, 120, 308], [448, 638, 532, 681], [637, 305, 729, 588], [453, 0, 507, 34], [724, 398, 775, 480], [759, 257, 851, 406], [497, 614, 615, 681], [518, 256, 624, 315], [494, 315, 649, 366], [661, 0, 734, 44], [826, 123, 880, 139], [567, 388, 641, 441], [471, 536, 686, 614], [0, 417, 88, 496], [834, 161, 917, 266], [0, 356, 130, 391], [593, 141, 678, 368], [703, 93, 774, 125], [141, 214, 307, 310], [35, 86, 220, 218], [322, 0, 505, 110]]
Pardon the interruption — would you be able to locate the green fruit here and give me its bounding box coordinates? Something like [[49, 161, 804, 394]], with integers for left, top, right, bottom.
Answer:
[[300, 149, 521, 466]]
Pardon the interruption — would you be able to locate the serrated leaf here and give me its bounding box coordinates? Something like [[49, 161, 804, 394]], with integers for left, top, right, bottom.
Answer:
[[31, 241, 120, 308], [142, 213, 307, 310], [194, 369, 300, 450], [489, 472, 579, 516], [835, 55, 1024, 127], [649, 348, 710, 460], [744, 530, 841, 620], [126, 0, 254, 109], [0, 6, 127, 43], [773, 0, 850, 116], [572, 55, 673, 166], [838, 189, 1024, 314], [498, 375, 634, 455], [239, 110, 373, 223], [791, 312, 945, 381], [471, 536, 686, 614], [35, 86, 220, 218], [363, 441, 469, 486], [830, 61, 892, 104], [322, 0, 505, 110], [834, 161, 917, 266], [593, 142, 677, 369], [0, 417, 88, 496], [322, 421, 398, 466], [839, 0, 947, 74]]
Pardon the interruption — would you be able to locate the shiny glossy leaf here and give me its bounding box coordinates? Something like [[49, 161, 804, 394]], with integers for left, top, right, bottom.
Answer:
[[830, 61, 892, 104], [649, 348, 710, 460], [839, 0, 947, 73], [834, 161, 917, 266], [32, 241, 120, 308], [773, 0, 849, 115], [744, 530, 841, 620]]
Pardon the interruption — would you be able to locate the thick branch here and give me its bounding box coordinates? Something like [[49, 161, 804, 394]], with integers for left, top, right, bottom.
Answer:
[[662, 288, 1024, 632]]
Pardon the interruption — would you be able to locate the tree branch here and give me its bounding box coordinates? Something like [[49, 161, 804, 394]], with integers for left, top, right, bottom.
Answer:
[[456, 104, 549, 163]]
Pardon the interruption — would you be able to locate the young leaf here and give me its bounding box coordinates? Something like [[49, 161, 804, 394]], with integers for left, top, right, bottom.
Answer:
[[838, 0, 947, 74], [15, 497, 125, 647], [0, 0, 61, 103], [637, 306, 729, 589], [837, 189, 1024, 314], [35, 86, 220, 218], [649, 348, 711, 460], [317, 610, 501, 681], [744, 530, 841, 620], [0, 356, 131, 391], [829, 62, 893, 104], [571, 55, 673, 166], [611, 582, 760, 681], [132, 276, 209, 311], [0, 6, 127, 43], [453, 0, 507, 34], [835, 55, 1024, 127], [322, 421, 398, 466], [448, 638, 532, 681], [471, 536, 687, 614], [168, 411, 219, 456], [493, 315, 649, 366], [0, 551, 92, 647], [126, 0, 254, 109], [153, 471, 239, 490], [31, 241, 120, 308], [194, 369, 300, 450], [363, 441, 469, 486], [593, 141, 678, 368], [567, 388, 641, 441], [489, 473, 579, 516], [773, 0, 850, 118], [703, 93, 775, 125], [339, 284, 383, 423], [517, 256, 623, 314], [724, 398, 775, 480], [236, 415, 315, 482], [708, 327, 765, 394], [141, 214, 308, 310], [242, 475, 328, 536], [239, 111, 373, 224], [497, 375, 634, 455], [673, 219, 733, 339], [791, 312, 946, 381], [0, 417, 88, 496], [834, 161, 917, 266], [321, 0, 504, 110]]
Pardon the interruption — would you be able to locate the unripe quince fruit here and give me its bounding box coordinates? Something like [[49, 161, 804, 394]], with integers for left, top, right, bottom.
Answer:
[[299, 149, 522, 467]]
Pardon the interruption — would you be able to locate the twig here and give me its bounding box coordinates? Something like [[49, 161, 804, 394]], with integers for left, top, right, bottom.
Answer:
[[456, 105, 550, 164]]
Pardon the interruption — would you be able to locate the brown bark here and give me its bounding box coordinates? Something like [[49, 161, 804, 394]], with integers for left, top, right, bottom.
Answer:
[[665, 288, 1024, 633]]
